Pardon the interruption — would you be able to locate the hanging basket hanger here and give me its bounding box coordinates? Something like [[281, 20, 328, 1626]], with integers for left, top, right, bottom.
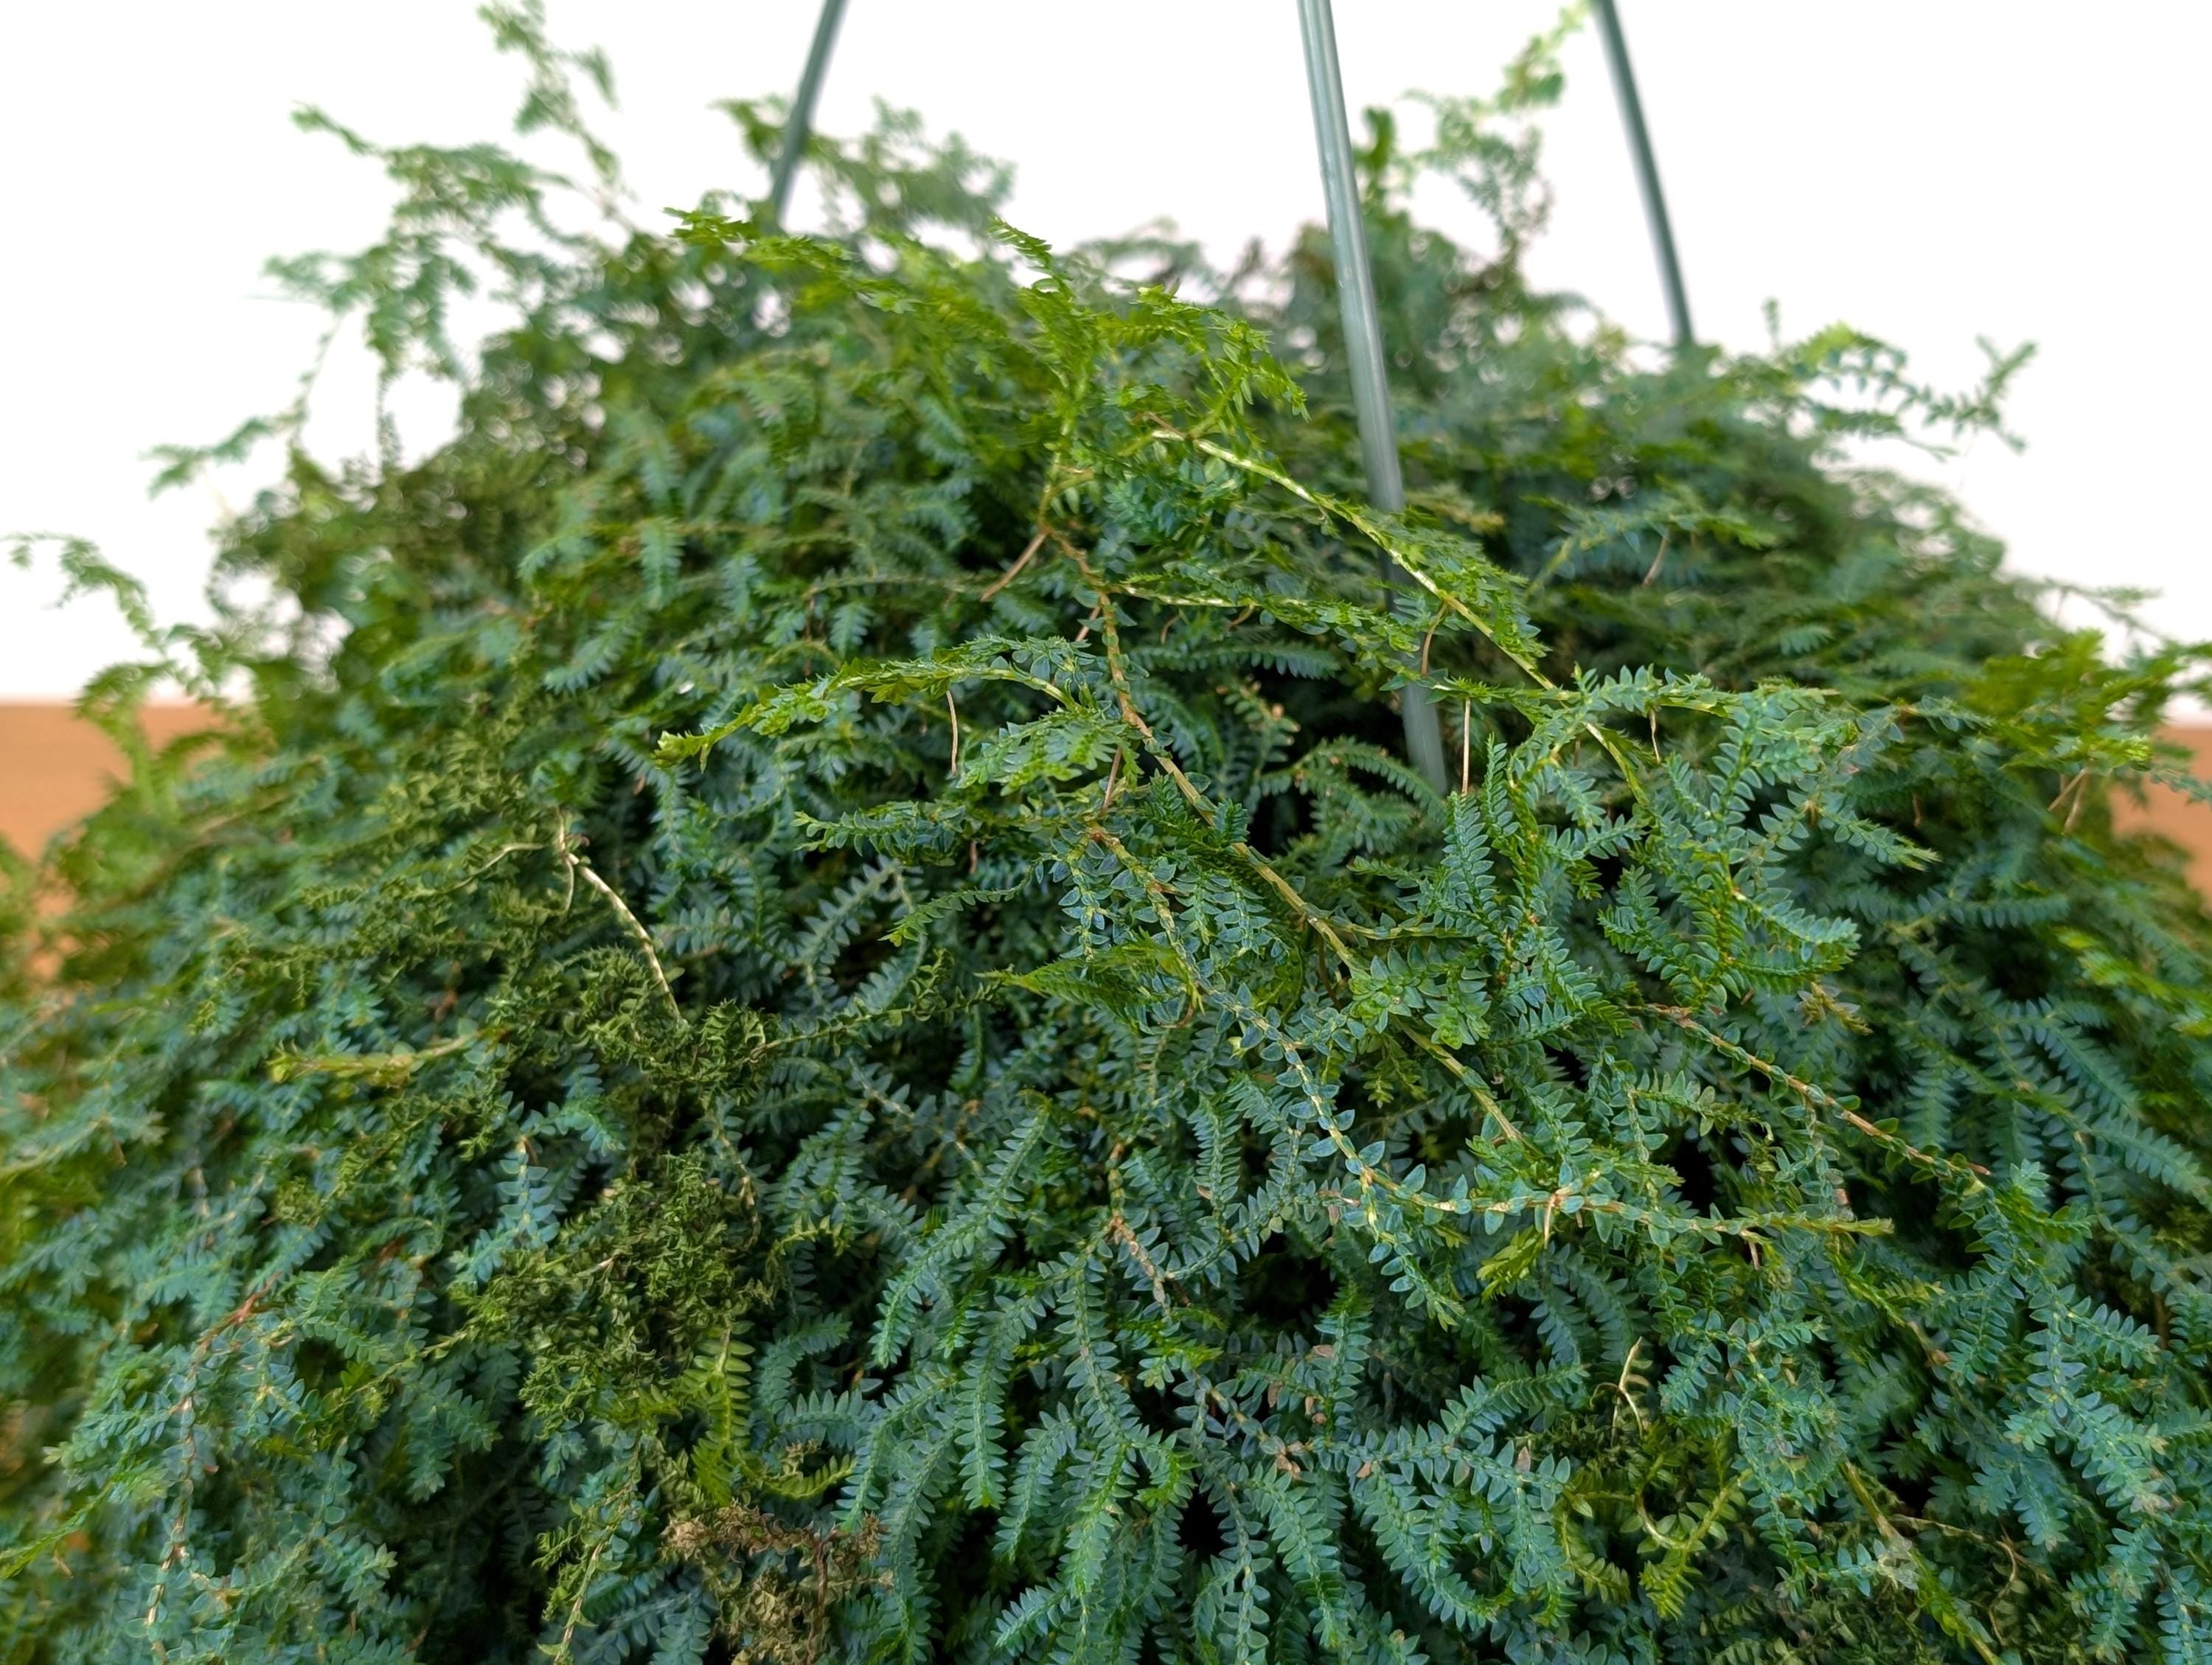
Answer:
[[1591, 0, 1693, 350], [753, 1, 1749, 796]]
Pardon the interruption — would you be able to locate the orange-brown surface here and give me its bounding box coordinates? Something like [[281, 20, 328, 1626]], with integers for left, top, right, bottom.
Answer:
[[1, 703, 212, 858], [2117, 727, 2212, 883], [2, 703, 2211, 890]]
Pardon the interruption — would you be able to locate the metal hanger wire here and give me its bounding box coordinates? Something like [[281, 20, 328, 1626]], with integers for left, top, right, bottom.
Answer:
[[1590, 0, 1693, 349], [762, 1, 1731, 796], [767, 0, 848, 223], [1295, 0, 1451, 793]]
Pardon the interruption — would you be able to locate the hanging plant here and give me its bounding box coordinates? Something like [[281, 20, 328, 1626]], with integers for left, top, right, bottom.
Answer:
[[5, 10, 2211, 1662]]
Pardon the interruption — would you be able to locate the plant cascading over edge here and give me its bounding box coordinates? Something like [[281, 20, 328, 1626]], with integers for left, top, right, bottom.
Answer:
[[6, 6, 2212, 1662]]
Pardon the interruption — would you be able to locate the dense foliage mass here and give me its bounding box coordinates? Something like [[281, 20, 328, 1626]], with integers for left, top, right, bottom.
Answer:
[[7, 12, 2212, 1662]]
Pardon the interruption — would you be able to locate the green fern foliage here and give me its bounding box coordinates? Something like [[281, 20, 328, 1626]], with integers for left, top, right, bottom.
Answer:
[[6, 10, 2212, 1662]]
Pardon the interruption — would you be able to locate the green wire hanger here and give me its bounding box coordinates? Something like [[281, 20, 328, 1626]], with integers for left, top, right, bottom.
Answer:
[[767, 0, 847, 223], [1590, 0, 1693, 349], [766, 1, 1597, 797], [1295, 0, 1451, 793]]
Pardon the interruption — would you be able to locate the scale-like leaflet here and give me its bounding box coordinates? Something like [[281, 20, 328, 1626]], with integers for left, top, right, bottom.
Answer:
[[871, 1108, 1061, 1368]]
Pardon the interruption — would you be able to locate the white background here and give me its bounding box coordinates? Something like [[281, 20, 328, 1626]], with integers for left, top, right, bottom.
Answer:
[[3, 2, 2206, 695]]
